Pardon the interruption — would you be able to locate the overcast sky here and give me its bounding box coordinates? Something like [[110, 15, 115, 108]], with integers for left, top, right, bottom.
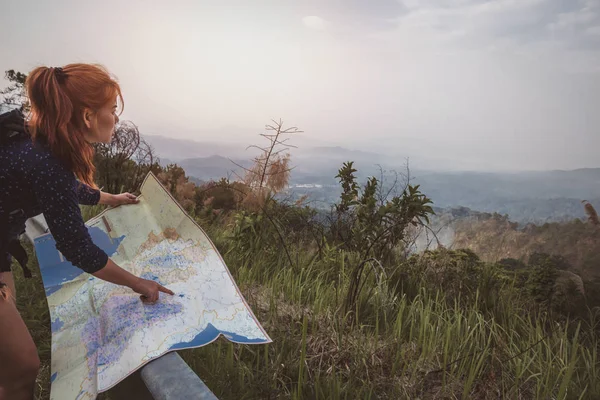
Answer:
[[2, 0, 599, 171]]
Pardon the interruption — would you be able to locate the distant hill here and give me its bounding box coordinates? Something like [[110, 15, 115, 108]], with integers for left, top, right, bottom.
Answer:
[[143, 135, 600, 224], [145, 134, 400, 184], [177, 155, 252, 182], [143, 134, 257, 161]]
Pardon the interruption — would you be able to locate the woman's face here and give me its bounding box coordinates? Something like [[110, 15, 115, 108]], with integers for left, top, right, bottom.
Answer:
[[82, 97, 119, 144]]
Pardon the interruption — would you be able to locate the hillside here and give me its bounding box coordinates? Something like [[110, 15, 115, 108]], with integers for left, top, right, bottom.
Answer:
[[415, 208, 600, 281], [452, 216, 600, 279]]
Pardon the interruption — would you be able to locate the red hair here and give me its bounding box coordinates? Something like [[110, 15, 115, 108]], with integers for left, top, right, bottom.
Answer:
[[25, 63, 124, 188]]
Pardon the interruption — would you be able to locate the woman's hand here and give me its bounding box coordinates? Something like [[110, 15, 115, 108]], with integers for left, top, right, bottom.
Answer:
[[93, 259, 174, 304], [100, 191, 139, 207], [111, 192, 139, 206], [131, 277, 175, 304]]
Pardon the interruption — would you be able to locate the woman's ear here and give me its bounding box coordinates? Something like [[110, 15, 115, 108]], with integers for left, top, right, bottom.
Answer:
[[81, 107, 94, 129]]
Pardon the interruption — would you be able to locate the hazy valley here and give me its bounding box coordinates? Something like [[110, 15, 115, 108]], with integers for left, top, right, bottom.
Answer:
[[144, 134, 599, 226]]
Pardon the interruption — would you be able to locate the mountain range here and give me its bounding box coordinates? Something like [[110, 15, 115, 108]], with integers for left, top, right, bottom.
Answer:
[[142, 134, 599, 224]]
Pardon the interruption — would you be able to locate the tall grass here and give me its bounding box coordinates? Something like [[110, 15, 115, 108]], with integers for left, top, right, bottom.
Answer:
[[13, 214, 600, 399]]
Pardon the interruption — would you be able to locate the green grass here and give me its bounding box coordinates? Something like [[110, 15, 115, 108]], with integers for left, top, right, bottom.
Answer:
[[12, 217, 600, 399]]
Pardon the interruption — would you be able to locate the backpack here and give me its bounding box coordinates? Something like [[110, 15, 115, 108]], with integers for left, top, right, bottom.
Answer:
[[0, 107, 29, 144], [0, 106, 33, 278]]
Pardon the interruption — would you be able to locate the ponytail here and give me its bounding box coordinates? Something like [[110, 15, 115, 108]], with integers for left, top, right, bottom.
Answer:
[[25, 63, 123, 189]]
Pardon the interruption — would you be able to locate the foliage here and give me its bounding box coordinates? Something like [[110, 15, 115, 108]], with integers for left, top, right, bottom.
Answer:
[[194, 178, 252, 215], [497, 257, 527, 271], [528, 252, 572, 271], [156, 164, 197, 214], [450, 213, 600, 281], [583, 200, 599, 225], [525, 254, 560, 310], [331, 161, 434, 261], [219, 120, 304, 273], [238, 119, 301, 212], [1, 69, 28, 110], [329, 161, 435, 313], [396, 249, 485, 298], [493, 252, 593, 319], [94, 120, 161, 195]]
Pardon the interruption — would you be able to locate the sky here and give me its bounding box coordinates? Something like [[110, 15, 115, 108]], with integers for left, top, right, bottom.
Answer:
[[1, 0, 600, 172]]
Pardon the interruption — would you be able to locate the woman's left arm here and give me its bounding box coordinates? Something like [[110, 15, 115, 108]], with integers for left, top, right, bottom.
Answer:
[[74, 181, 138, 207], [74, 181, 101, 205]]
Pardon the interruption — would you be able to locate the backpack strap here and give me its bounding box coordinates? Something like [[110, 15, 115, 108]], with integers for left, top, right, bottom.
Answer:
[[0, 209, 32, 278], [0, 108, 29, 144], [6, 239, 32, 278]]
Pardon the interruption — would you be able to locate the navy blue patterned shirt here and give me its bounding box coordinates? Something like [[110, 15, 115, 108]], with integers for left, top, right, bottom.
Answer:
[[0, 135, 108, 273]]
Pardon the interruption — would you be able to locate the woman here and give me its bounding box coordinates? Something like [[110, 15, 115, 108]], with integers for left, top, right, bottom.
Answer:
[[0, 63, 174, 400]]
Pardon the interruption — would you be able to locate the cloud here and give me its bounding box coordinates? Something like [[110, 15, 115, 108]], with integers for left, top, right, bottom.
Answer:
[[4, 0, 599, 171], [549, 7, 597, 32], [293, 0, 407, 33], [302, 16, 326, 30], [404, 0, 600, 48], [587, 25, 600, 35]]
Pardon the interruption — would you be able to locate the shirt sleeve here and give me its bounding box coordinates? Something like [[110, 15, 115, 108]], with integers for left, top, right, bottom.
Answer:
[[28, 157, 108, 274], [75, 181, 101, 205]]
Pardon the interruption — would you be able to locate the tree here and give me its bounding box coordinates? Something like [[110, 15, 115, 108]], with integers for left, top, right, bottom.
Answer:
[[330, 161, 435, 314], [224, 119, 302, 271], [236, 119, 301, 212], [582, 200, 599, 225], [156, 164, 197, 214], [526, 253, 560, 311], [332, 161, 434, 263], [94, 121, 160, 194], [497, 258, 527, 271], [1, 69, 28, 111], [194, 178, 241, 215]]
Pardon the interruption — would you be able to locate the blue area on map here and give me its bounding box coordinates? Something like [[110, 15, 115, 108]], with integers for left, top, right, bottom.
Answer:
[[169, 323, 267, 350], [83, 298, 184, 367], [140, 272, 165, 286], [50, 373, 57, 383], [34, 227, 124, 297], [142, 301, 184, 324], [146, 253, 188, 268], [51, 317, 64, 332]]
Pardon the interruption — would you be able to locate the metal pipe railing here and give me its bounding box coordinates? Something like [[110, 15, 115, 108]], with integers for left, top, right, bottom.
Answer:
[[140, 352, 218, 399]]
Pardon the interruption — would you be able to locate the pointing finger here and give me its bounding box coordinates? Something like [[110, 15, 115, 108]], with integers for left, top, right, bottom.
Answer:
[[158, 285, 175, 296]]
